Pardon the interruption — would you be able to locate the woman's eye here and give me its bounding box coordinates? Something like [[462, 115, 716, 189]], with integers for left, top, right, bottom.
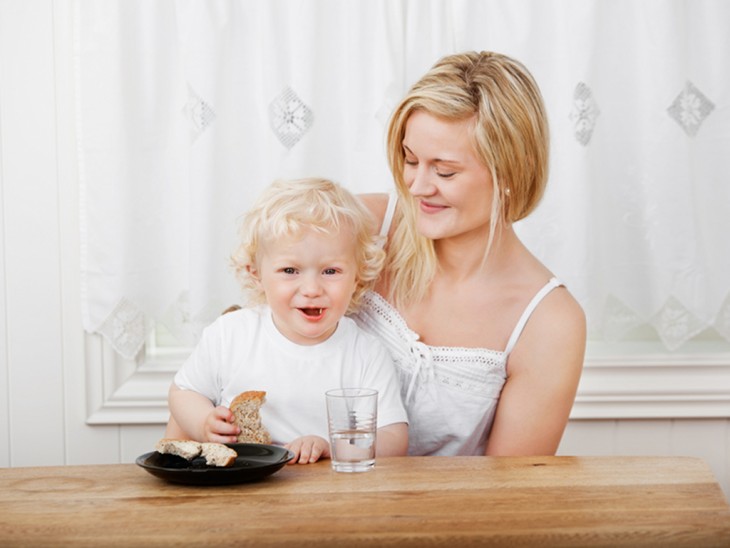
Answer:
[[404, 158, 417, 166], [437, 171, 456, 178]]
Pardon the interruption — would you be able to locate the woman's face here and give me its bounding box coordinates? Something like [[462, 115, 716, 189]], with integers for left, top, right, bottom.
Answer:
[[402, 110, 494, 242]]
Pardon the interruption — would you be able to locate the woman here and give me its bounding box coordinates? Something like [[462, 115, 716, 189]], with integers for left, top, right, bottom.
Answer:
[[354, 51, 586, 456]]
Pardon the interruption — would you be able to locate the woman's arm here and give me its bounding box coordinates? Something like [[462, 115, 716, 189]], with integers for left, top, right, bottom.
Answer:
[[376, 422, 409, 456], [485, 289, 586, 456]]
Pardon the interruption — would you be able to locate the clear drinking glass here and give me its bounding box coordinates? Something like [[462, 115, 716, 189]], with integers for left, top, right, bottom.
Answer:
[[325, 388, 378, 473]]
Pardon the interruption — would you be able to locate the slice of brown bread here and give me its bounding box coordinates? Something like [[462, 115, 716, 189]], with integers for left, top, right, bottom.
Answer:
[[230, 390, 271, 444], [155, 438, 202, 460], [154, 439, 238, 467], [200, 443, 238, 467]]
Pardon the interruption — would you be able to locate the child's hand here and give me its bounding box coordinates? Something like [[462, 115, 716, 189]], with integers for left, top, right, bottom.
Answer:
[[202, 405, 240, 444], [284, 436, 331, 464]]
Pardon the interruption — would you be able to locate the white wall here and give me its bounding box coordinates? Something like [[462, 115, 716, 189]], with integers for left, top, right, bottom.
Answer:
[[0, 0, 165, 466], [1, 0, 728, 503]]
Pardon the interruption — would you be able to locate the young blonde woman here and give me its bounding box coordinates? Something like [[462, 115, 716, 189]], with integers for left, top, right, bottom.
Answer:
[[354, 51, 586, 456]]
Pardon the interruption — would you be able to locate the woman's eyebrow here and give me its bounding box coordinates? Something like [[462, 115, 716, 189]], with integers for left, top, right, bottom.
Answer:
[[434, 158, 461, 166], [403, 145, 462, 165]]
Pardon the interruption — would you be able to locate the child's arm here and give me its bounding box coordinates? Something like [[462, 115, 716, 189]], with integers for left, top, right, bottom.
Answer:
[[163, 414, 188, 439], [376, 422, 408, 456], [167, 383, 240, 443]]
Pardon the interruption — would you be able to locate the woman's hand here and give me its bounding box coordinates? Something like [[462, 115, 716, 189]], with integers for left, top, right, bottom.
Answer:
[[284, 435, 331, 464]]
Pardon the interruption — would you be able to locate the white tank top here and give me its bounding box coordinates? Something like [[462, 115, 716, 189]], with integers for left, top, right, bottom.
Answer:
[[351, 192, 562, 456]]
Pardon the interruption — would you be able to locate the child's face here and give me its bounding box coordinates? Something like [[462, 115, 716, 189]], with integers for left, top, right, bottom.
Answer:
[[251, 226, 359, 345]]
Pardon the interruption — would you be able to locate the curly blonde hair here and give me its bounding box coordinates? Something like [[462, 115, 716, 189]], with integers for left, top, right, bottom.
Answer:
[[231, 178, 385, 314], [385, 51, 550, 307]]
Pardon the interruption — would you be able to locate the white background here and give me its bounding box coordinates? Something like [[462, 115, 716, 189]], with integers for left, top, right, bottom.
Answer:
[[0, 0, 728, 502]]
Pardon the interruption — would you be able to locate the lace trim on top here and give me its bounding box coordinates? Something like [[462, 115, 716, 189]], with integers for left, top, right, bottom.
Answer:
[[353, 290, 507, 402]]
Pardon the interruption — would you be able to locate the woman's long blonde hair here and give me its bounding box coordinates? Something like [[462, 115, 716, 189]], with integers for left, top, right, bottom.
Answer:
[[385, 51, 550, 307]]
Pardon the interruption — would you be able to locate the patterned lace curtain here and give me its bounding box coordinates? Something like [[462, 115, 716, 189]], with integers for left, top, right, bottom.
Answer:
[[76, 0, 730, 359]]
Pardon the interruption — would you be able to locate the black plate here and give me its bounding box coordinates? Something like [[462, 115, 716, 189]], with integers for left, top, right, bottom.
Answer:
[[136, 443, 293, 486]]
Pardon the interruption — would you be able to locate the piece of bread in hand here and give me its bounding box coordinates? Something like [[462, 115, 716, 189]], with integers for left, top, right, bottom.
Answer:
[[230, 390, 271, 444], [200, 442, 238, 467], [154, 439, 237, 467], [155, 438, 202, 460]]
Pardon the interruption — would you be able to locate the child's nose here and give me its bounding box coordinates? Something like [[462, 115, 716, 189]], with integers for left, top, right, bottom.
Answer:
[[299, 274, 323, 297]]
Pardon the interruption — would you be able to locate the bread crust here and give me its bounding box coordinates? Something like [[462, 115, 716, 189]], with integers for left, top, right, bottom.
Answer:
[[229, 390, 267, 408], [229, 390, 271, 444], [200, 442, 237, 467]]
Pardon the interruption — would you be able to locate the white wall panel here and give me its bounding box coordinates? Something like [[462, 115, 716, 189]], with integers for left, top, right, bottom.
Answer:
[[669, 420, 729, 502], [725, 422, 730, 504], [120, 424, 164, 464], [558, 420, 617, 456], [0, 0, 65, 465], [0, 0, 8, 467], [614, 419, 673, 455]]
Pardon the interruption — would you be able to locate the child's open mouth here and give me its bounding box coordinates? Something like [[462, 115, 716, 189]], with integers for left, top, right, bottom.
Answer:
[[300, 308, 323, 317]]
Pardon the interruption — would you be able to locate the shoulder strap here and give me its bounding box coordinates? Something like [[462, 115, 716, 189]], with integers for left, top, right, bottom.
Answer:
[[378, 191, 398, 241], [504, 277, 563, 355]]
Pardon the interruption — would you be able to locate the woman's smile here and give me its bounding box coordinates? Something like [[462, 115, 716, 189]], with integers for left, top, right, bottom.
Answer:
[[418, 199, 449, 214]]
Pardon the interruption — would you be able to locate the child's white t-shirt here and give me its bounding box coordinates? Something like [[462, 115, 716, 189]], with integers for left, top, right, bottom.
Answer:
[[174, 306, 408, 445]]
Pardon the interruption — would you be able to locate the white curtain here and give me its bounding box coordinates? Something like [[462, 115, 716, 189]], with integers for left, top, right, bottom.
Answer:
[[75, 0, 730, 359]]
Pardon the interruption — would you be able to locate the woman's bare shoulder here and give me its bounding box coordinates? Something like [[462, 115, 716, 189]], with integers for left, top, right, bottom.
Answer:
[[536, 285, 586, 340], [358, 192, 389, 222], [513, 284, 586, 371]]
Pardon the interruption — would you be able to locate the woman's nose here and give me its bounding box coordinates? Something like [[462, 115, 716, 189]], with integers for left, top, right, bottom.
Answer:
[[408, 165, 436, 197]]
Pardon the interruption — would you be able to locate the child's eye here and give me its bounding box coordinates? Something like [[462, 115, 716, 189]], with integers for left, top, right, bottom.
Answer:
[[323, 268, 339, 275], [282, 267, 297, 275]]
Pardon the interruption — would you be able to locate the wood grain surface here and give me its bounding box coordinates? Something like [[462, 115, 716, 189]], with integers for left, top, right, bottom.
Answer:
[[1, 456, 729, 546]]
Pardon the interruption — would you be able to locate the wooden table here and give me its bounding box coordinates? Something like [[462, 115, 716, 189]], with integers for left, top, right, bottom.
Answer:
[[1, 456, 729, 547]]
